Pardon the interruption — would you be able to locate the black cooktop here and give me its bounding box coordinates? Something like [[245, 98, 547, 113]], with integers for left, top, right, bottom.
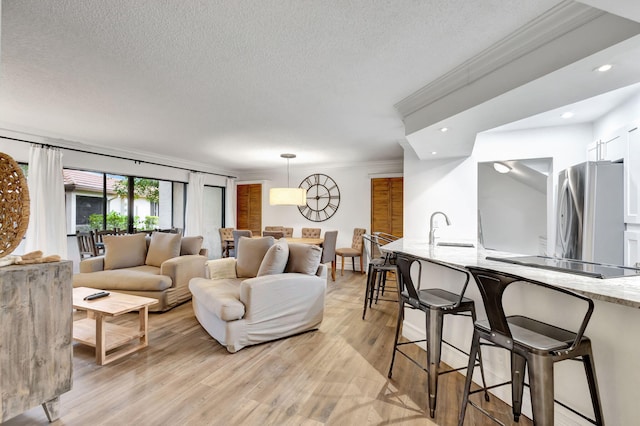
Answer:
[[485, 255, 640, 279]]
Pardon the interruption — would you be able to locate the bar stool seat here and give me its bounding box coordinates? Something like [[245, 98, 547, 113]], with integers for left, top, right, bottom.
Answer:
[[388, 254, 488, 418], [459, 266, 604, 426]]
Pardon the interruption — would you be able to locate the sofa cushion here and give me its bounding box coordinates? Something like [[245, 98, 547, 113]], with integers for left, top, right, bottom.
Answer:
[[189, 277, 245, 321], [73, 267, 172, 291], [285, 243, 323, 275], [236, 236, 274, 278], [146, 232, 182, 267], [207, 258, 237, 279], [257, 239, 289, 276], [181, 235, 204, 255], [104, 233, 148, 270]]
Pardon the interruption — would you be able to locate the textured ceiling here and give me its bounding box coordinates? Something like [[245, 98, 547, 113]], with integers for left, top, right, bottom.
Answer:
[[1, 0, 564, 173]]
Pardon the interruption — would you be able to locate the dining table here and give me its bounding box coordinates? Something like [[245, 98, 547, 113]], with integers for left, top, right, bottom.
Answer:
[[224, 237, 323, 246]]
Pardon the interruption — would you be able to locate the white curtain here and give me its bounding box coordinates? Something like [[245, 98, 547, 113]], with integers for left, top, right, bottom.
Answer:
[[225, 177, 236, 228], [25, 145, 68, 258], [185, 172, 205, 236]]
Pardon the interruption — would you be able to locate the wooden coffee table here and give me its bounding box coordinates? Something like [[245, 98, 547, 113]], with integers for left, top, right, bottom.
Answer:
[[72, 287, 157, 365]]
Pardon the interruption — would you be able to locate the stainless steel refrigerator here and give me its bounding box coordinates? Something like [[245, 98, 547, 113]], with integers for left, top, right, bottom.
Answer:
[[555, 161, 624, 264]]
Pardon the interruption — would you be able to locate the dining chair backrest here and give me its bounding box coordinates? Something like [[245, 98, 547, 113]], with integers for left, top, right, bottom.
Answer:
[[264, 226, 284, 233], [321, 230, 338, 263], [351, 228, 367, 253], [262, 230, 284, 239], [301, 227, 321, 238], [93, 228, 126, 242], [76, 231, 97, 258], [283, 227, 294, 238], [219, 227, 234, 241], [232, 230, 253, 258]]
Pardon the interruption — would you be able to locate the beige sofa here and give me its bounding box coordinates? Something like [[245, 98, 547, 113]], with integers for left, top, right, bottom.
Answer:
[[189, 236, 326, 352], [73, 232, 207, 312]]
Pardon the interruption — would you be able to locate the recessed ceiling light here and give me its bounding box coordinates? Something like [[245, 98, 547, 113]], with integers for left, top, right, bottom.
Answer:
[[440, 127, 448, 133], [431, 151, 437, 155], [561, 112, 574, 119], [493, 162, 511, 174], [595, 64, 612, 72]]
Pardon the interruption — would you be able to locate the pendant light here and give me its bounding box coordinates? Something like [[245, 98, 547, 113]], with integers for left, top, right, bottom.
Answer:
[[269, 154, 307, 206]]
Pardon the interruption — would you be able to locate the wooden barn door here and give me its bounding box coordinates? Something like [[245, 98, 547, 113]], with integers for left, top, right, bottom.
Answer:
[[371, 177, 403, 238], [236, 183, 262, 235]]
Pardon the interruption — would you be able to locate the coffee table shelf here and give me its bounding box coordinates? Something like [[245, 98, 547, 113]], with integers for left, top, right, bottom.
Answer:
[[73, 318, 145, 351]]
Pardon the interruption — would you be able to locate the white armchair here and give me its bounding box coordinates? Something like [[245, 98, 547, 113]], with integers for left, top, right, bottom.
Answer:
[[189, 237, 327, 352]]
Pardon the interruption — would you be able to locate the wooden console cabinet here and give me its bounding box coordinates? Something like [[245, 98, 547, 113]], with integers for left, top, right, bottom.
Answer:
[[0, 261, 73, 422]]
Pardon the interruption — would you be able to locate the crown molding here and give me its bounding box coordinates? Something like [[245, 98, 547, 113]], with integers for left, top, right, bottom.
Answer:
[[395, 0, 604, 118]]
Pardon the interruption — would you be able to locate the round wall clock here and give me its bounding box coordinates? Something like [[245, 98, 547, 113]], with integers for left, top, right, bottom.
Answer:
[[298, 173, 340, 222]]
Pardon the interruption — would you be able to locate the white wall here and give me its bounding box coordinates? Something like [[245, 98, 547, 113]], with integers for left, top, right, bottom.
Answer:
[[239, 160, 403, 269], [593, 90, 640, 139], [404, 124, 591, 247]]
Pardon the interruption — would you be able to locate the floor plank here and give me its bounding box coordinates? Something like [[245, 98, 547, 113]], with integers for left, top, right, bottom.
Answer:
[[3, 272, 531, 425]]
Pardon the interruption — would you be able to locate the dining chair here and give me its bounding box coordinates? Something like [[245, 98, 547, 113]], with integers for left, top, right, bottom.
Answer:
[[320, 230, 338, 281], [335, 228, 366, 275], [218, 227, 235, 257], [301, 227, 321, 238], [283, 227, 294, 238]]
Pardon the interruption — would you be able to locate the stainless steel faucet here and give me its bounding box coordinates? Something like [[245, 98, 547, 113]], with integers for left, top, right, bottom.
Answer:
[[429, 211, 450, 245]]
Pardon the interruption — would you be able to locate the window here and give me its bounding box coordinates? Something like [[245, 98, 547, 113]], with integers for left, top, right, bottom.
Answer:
[[63, 168, 226, 253], [64, 169, 186, 234]]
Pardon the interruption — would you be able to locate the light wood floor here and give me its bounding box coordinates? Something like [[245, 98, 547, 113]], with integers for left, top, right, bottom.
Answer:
[[5, 272, 531, 426]]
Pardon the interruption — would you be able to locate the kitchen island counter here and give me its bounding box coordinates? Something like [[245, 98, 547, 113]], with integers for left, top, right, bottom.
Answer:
[[383, 238, 640, 425], [385, 238, 640, 309]]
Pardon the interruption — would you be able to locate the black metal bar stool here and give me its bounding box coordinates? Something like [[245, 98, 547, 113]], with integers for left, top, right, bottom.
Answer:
[[459, 266, 604, 426], [362, 234, 397, 320], [388, 253, 488, 418]]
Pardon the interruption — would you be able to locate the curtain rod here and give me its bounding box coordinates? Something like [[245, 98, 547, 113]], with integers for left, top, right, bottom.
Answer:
[[2, 136, 237, 179]]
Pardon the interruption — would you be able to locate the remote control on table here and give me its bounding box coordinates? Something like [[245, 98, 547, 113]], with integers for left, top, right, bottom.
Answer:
[[84, 291, 110, 300]]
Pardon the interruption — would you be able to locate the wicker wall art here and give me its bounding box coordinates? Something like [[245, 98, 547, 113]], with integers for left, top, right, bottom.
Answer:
[[0, 152, 30, 258]]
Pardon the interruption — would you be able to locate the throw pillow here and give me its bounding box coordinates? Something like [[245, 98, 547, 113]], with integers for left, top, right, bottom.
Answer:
[[236, 236, 274, 278], [257, 239, 289, 276], [103, 233, 147, 270], [181, 235, 204, 255], [145, 232, 182, 267], [207, 258, 237, 279], [285, 243, 322, 275]]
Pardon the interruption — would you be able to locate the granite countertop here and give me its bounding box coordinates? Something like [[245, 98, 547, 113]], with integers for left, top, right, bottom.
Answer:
[[384, 239, 640, 309]]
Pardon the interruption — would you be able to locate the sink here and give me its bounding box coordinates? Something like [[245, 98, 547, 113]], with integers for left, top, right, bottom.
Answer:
[[437, 242, 475, 248]]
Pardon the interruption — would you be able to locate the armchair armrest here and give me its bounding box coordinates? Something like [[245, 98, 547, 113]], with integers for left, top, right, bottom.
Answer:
[[79, 256, 105, 273], [240, 273, 326, 322], [161, 255, 207, 289]]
